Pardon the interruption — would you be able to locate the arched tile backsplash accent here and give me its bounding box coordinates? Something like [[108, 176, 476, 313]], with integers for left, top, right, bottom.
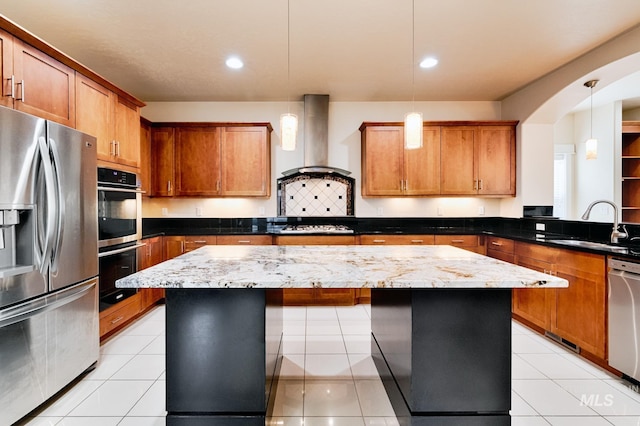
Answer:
[[277, 173, 355, 217]]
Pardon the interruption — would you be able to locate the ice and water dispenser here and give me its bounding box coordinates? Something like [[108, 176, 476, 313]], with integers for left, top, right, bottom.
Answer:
[[0, 207, 35, 279]]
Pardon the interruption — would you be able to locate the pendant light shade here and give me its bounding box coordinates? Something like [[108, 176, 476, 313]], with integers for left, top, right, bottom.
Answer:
[[280, 0, 297, 151], [404, 112, 423, 149], [584, 79, 598, 160], [280, 113, 298, 151], [585, 138, 597, 160], [405, 0, 422, 150]]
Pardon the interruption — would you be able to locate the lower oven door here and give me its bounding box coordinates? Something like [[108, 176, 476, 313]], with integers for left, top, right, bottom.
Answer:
[[99, 242, 144, 311]]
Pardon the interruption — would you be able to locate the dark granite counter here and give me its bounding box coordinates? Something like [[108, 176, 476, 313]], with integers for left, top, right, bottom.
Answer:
[[142, 216, 640, 259]]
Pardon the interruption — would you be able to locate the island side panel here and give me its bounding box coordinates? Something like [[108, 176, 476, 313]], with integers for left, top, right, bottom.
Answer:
[[165, 289, 283, 426], [371, 288, 512, 425]]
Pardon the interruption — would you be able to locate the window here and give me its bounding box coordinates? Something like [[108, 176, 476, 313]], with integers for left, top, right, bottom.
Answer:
[[553, 145, 575, 219]]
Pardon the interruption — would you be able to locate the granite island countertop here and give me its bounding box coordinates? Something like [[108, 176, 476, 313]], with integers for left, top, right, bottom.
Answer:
[[117, 245, 568, 289]]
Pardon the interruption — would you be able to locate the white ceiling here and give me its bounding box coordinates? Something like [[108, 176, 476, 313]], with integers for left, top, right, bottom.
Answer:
[[1, 0, 640, 105]]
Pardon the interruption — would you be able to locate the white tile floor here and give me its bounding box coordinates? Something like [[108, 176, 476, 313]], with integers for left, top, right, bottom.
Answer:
[[17, 304, 640, 425]]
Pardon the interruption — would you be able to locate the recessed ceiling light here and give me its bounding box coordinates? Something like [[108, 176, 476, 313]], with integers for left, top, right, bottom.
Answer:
[[225, 57, 244, 69], [420, 57, 438, 69]]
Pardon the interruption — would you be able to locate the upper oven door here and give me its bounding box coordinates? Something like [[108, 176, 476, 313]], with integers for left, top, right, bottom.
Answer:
[[97, 186, 141, 248]]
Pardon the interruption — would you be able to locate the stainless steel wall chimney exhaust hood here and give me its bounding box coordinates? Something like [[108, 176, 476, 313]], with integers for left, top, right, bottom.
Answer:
[[281, 94, 351, 176]]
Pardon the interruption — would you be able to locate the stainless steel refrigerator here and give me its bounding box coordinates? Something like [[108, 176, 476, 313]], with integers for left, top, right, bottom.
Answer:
[[0, 106, 98, 426]]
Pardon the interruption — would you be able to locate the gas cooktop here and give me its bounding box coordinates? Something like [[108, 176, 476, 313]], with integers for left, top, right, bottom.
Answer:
[[278, 224, 354, 234]]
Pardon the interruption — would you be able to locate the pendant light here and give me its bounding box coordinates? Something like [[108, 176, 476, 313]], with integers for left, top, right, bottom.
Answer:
[[584, 79, 598, 160], [280, 0, 297, 151], [404, 0, 422, 150]]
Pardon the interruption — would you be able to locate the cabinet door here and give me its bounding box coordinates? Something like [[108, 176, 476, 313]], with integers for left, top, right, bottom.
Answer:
[[513, 256, 554, 330], [12, 39, 75, 127], [75, 74, 114, 161], [361, 126, 404, 196], [404, 126, 441, 195], [139, 236, 164, 270], [552, 250, 606, 359], [113, 96, 140, 168], [0, 29, 14, 109], [441, 126, 476, 195], [151, 127, 175, 196], [476, 126, 515, 196], [163, 236, 185, 260], [175, 127, 221, 196], [220, 126, 270, 196]]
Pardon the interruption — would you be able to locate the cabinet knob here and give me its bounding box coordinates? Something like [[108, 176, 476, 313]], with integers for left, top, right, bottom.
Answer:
[[237, 240, 251, 244], [167, 180, 172, 193], [410, 240, 424, 244], [451, 239, 465, 243], [373, 239, 386, 243], [491, 241, 503, 246]]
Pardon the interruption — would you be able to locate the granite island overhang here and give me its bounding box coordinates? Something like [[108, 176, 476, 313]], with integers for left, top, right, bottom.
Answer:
[[117, 245, 568, 426]]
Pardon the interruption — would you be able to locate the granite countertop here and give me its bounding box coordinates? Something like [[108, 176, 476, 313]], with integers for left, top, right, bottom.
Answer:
[[117, 244, 568, 290]]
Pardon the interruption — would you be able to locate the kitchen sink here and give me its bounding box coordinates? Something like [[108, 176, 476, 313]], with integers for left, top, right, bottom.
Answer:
[[550, 239, 629, 253]]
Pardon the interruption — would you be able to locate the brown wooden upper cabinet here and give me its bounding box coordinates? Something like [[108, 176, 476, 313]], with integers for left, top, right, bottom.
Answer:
[[360, 121, 517, 197], [441, 125, 516, 196], [361, 125, 440, 196], [76, 74, 140, 169], [150, 123, 272, 198], [1, 31, 75, 127]]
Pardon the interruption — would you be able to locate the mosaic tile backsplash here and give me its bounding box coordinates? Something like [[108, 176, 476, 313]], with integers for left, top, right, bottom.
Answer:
[[279, 174, 354, 216]]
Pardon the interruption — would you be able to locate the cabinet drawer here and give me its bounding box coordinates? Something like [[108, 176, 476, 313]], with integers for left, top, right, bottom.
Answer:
[[217, 235, 272, 245], [434, 235, 479, 247], [359, 234, 434, 245], [99, 293, 141, 337], [486, 236, 514, 254], [184, 236, 216, 252]]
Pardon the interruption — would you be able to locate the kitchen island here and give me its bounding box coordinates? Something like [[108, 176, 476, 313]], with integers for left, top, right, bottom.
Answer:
[[117, 245, 567, 426]]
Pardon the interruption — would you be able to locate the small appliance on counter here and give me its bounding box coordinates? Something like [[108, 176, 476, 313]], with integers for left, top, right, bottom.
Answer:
[[0, 106, 99, 426], [97, 167, 143, 311]]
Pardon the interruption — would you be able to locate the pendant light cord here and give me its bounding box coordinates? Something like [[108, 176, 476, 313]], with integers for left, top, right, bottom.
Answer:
[[287, 0, 291, 114], [590, 84, 593, 139], [411, 0, 415, 107]]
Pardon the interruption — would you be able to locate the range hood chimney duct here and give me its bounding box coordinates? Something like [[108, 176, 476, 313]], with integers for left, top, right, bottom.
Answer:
[[281, 94, 351, 176]]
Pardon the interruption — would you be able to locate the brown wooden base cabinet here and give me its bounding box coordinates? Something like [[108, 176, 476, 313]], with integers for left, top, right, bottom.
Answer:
[[503, 240, 607, 363], [274, 235, 358, 305]]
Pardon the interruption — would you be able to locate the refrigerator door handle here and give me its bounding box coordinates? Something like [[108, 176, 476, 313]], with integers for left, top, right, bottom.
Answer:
[[48, 137, 65, 274], [36, 136, 57, 276], [0, 281, 96, 329]]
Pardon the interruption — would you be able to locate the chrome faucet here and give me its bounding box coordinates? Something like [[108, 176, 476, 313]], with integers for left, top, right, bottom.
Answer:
[[581, 200, 628, 244]]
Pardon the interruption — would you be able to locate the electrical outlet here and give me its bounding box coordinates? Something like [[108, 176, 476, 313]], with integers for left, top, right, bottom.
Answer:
[[161, 208, 168, 216], [376, 207, 384, 216], [535, 223, 546, 231], [478, 206, 485, 215], [196, 207, 202, 216], [259, 207, 266, 216], [437, 206, 443, 216]]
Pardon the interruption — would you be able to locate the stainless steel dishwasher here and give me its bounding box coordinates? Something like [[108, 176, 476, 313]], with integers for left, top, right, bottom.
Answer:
[[609, 258, 640, 382]]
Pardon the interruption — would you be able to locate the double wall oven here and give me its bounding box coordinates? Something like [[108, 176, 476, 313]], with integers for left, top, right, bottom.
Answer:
[[97, 167, 142, 311]]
